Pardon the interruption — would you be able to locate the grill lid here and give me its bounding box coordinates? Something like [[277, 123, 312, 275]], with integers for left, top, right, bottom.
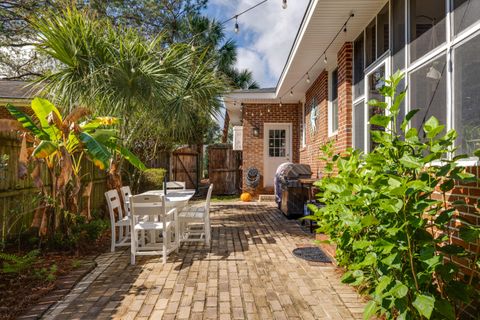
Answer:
[[279, 164, 312, 182]]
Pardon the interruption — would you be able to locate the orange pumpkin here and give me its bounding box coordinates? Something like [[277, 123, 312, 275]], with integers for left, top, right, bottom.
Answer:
[[240, 192, 252, 202]]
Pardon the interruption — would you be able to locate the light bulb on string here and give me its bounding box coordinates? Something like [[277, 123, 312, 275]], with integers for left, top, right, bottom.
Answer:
[[279, 99, 282, 107], [290, 90, 293, 97], [306, 73, 311, 84], [324, 55, 327, 64], [234, 16, 239, 33], [282, 0, 287, 9]]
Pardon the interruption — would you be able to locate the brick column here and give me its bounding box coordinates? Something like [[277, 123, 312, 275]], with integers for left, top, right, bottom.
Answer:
[[336, 42, 353, 153]]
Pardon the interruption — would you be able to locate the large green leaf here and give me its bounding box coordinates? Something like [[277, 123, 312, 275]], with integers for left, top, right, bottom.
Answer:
[[78, 132, 111, 170], [399, 155, 423, 169], [363, 300, 377, 320], [31, 98, 62, 139], [80, 117, 120, 131], [369, 114, 391, 128], [413, 294, 435, 319], [5, 104, 49, 140], [32, 141, 58, 158], [104, 140, 146, 171]]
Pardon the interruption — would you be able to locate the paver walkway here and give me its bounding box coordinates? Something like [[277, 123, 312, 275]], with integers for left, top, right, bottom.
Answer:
[[42, 203, 365, 320]]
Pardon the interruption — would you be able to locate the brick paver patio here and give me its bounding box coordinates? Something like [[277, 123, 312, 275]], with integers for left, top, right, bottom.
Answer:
[[42, 203, 365, 320]]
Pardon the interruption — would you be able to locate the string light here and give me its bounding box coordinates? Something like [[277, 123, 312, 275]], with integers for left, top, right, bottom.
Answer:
[[278, 13, 355, 101], [234, 16, 239, 33], [282, 0, 287, 9], [290, 90, 293, 96], [222, 0, 269, 24]]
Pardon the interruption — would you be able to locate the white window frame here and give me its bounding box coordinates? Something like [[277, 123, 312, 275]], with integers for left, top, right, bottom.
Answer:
[[351, 0, 480, 163], [328, 68, 339, 137], [403, 0, 480, 162]]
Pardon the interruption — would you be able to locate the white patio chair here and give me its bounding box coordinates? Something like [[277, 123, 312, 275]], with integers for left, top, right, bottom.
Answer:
[[120, 185, 132, 215], [105, 189, 131, 252], [178, 184, 213, 247], [129, 194, 179, 265], [166, 181, 186, 190]]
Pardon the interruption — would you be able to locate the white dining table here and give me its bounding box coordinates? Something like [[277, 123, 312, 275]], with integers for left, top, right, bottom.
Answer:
[[139, 189, 196, 210]]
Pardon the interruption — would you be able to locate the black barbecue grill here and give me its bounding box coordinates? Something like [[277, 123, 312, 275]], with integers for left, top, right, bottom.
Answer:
[[276, 163, 312, 218]]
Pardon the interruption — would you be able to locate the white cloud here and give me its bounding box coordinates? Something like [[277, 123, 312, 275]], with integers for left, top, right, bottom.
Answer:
[[209, 0, 309, 87]]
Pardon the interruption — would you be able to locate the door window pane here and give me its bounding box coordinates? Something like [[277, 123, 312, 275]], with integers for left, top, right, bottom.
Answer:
[[353, 101, 365, 151], [454, 34, 480, 156], [377, 3, 389, 57], [366, 19, 376, 66], [392, 0, 405, 71], [268, 129, 287, 158], [409, 55, 447, 139], [409, 0, 446, 62], [453, 0, 480, 35], [368, 66, 385, 151], [354, 33, 365, 98]]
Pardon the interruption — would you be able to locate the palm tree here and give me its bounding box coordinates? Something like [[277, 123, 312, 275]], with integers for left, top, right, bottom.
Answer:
[[32, 8, 227, 144], [178, 14, 260, 90]]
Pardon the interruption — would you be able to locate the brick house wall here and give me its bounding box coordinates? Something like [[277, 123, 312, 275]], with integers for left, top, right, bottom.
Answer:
[[242, 103, 301, 193], [300, 42, 353, 177]]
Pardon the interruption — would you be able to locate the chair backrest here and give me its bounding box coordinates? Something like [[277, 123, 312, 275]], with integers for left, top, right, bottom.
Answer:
[[129, 194, 167, 223], [120, 186, 132, 214], [205, 184, 214, 214], [166, 181, 186, 190], [105, 189, 125, 222]]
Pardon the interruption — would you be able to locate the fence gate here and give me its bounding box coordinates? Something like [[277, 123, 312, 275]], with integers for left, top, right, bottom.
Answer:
[[172, 146, 200, 191], [208, 144, 242, 195]]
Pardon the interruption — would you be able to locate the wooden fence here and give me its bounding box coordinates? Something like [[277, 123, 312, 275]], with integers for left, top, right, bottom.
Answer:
[[208, 144, 242, 195], [0, 131, 107, 239]]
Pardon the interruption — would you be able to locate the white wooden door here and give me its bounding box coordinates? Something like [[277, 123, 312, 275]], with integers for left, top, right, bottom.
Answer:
[[263, 123, 292, 187]]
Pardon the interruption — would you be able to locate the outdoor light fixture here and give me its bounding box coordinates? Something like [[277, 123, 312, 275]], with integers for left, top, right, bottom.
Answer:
[[234, 16, 239, 33], [282, 0, 287, 9], [324, 55, 328, 64], [252, 126, 260, 137], [306, 73, 311, 84]]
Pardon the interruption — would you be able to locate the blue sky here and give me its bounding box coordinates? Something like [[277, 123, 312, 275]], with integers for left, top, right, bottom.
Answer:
[[203, 0, 310, 88]]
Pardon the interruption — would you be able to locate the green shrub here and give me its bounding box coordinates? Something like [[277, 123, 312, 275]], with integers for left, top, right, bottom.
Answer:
[[0, 249, 40, 275], [309, 72, 479, 319], [140, 168, 167, 192]]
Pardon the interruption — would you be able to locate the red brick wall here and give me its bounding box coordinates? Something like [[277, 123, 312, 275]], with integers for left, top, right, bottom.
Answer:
[[300, 42, 353, 177], [242, 103, 301, 193], [300, 71, 329, 177]]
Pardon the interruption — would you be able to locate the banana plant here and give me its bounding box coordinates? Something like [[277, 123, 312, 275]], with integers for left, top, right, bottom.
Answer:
[[0, 97, 145, 237]]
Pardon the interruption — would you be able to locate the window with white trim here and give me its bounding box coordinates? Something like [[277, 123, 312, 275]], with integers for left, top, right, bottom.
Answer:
[[329, 69, 339, 135], [351, 0, 480, 159], [454, 32, 480, 155]]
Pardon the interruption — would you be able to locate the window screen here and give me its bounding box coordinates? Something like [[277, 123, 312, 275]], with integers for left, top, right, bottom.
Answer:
[[365, 19, 376, 66], [409, 55, 447, 139], [368, 66, 385, 151], [392, 0, 405, 71], [453, 0, 480, 35], [354, 33, 365, 98], [454, 34, 480, 156], [409, 0, 446, 62], [377, 3, 389, 57], [353, 101, 365, 151]]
